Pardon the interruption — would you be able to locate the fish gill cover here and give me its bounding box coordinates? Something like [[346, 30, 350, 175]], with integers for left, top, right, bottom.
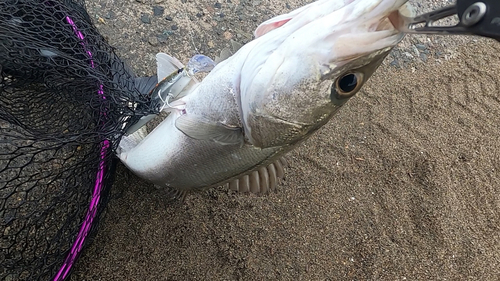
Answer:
[[0, 0, 157, 279]]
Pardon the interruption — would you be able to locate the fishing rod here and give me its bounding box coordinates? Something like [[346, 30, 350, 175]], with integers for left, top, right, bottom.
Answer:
[[400, 0, 500, 41]]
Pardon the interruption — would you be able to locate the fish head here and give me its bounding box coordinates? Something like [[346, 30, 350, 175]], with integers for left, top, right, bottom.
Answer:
[[238, 0, 414, 148]]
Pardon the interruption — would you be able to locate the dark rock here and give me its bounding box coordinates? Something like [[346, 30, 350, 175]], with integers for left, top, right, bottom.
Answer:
[[415, 44, 427, 50], [157, 34, 169, 44], [214, 2, 221, 8], [153, 6, 165, 16], [171, 25, 178, 30], [148, 37, 159, 46], [104, 11, 115, 19], [141, 14, 151, 24], [165, 15, 173, 21]]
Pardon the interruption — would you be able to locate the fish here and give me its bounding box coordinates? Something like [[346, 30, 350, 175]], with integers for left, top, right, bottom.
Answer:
[[117, 0, 414, 198]]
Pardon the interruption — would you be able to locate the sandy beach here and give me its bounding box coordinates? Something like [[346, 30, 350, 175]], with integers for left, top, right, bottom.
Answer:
[[71, 0, 500, 279]]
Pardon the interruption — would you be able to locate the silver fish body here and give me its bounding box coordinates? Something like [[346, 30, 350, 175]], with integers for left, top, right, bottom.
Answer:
[[118, 0, 413, 194], [118, 64, 286, 193]]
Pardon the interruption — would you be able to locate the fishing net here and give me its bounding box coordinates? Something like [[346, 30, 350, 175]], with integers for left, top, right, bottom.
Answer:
[[0, 0, 157, 279]]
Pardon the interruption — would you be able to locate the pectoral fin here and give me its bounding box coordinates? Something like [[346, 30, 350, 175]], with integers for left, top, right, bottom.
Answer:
[[175, 114, 244, 146]]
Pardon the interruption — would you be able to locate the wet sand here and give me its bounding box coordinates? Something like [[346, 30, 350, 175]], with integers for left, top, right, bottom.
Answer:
[[72, 0, 500, 279]]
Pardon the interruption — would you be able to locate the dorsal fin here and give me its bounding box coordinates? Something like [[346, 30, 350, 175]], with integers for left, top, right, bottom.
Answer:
[[230, 40, 244, 53], [224, 157, 288, 195], [214, 40, 245, 64], [156, 53, 184, 81]]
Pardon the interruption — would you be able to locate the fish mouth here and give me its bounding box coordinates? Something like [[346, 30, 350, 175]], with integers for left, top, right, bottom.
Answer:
[[342, 0, 414, 33], [369, 1, 415, 34], [386, 3, 415, 32], [331, 1, 415, 63]]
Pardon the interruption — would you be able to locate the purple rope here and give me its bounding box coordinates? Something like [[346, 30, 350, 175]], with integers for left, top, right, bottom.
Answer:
[[53, 16, 109, 281]]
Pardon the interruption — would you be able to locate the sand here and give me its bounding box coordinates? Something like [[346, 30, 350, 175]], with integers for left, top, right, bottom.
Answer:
[[71, 0, 500, 279]]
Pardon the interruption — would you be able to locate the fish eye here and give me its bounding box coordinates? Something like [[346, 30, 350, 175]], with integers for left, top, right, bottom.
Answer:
[[338, 73, 358, 93], [330, 72, 364, 105]]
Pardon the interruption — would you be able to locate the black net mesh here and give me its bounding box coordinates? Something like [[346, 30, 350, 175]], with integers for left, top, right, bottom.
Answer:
[[0, 0, 156, 280]]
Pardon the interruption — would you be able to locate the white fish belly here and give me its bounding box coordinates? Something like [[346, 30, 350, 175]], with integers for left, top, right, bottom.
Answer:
[[119, 111, 282, 190]]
